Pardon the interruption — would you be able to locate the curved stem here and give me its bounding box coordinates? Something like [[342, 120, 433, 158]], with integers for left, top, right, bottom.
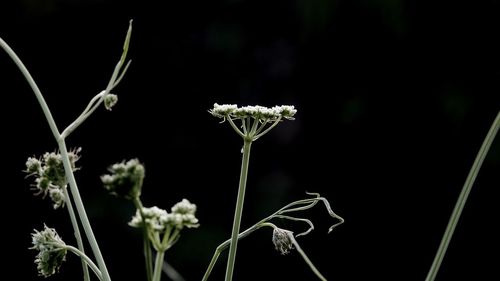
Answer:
[[0, 37, 60, 140], [59, 140, 112, 281], [253, 117, 281, 141], [224, 139, 252, 281], [65, 245, 103, 281], [61, 91, 105, 139], [227, 117, 245, 138], [425, 110, 500, 281], [1, 37, 92, 281], [62, 187, 90, 281]]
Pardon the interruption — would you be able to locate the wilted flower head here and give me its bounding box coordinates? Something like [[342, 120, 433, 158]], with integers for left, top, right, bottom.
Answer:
[[101, 159, 145, 199], [30, 225, 67, 277], [272, 227, 294, 255]]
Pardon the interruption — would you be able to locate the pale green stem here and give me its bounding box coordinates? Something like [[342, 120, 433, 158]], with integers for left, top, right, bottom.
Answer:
[[153, 251, 166, 281], [203, 222, 269, 281], [425, 111, 500, 281], [133, 198, 153, 281], [224, 138, 252, 281], [59, 140, 112, 281], [65, 245, 103, 281], [0, 37, 60, 140], [287, 232, 327, 281], [62, 187, 90, 281], [227, 117, 245, 138], [253, 117, 281, 141], [0, 37, 92, 281]]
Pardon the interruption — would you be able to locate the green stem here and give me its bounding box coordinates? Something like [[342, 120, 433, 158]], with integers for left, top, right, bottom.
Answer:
[[1, 37, 91, 281], [203, 223, 269, 281], [224, 138, 252, 281], [0, 37, 60, 140], [62, 187, 90, 281], [133, 198, 154, 281], [425, 111, 500, 281], [59, 140, 112, 281], [287, 232, 327, 281], [65, 245, 103, 281], [153, 251, 166, 281]]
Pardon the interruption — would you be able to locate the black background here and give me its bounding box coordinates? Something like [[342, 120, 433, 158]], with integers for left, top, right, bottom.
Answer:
[[1, 1, 500, 280]]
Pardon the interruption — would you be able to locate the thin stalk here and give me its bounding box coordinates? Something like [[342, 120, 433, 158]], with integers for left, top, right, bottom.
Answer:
[[0, 37, 60, 140], [287, 232, 327, 281], [59, 140, 112, 281], [203, 223, 269, 281], [153, 251, 166, 281], [65, 245, 103, 281], [133, 198, 154, 281], [224, 139, 252, 281], [425, 111, 500, 281], [1, 37, 92, 281], [62, 187, 90, 281]]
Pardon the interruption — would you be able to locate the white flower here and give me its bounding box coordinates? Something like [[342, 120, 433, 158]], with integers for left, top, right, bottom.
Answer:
[[210, 103, 297, 121], [31, 225, 67, 277], [209, 103, 238, 118]]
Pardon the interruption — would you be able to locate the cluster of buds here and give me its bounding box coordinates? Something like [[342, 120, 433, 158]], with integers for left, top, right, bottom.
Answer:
[[30, 225, 67, 277], [104, 94, 118, 111], [25, 148, 81, 209], [210, 103, 297, 122], [129, 199, 199, 251], [101, 159, 145, 199]]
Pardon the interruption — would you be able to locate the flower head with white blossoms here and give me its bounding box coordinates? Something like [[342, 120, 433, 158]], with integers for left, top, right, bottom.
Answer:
[[24, 148, 81, 209], [101, 158, 145, 200], [209, 103, 297, 141], [129, 199, 199, 251], [30, 225, 67, 277]]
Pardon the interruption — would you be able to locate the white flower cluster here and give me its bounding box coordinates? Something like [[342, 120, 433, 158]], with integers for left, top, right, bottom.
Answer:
[[25, 148, 81, 209], [210, 103, 297, 121], [101, 158, 145, 199], [129, 199, 199, 231], [30, 225, 67, 277]]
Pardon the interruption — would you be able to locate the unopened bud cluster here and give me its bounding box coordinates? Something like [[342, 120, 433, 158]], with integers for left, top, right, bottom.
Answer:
[[129, 199, 199, 251], [101, 159, 145, 199], [25, 148, 81, 209], [129, 199, 199, 231], [30, 225, 67, 277]]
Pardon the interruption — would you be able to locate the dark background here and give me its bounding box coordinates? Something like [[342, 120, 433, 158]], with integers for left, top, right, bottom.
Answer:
[[1, 0, 500, 280]]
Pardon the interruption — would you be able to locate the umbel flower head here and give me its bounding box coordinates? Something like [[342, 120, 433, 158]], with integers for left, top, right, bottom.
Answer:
[[129, 199, 199, 231], [25, 148, 81, 209], [30, 225, 67, 277], [209, 103, 296, 141], [210, 103, 296, 121], [101, 159, 145, 199], [129, 199, 199, 251]]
